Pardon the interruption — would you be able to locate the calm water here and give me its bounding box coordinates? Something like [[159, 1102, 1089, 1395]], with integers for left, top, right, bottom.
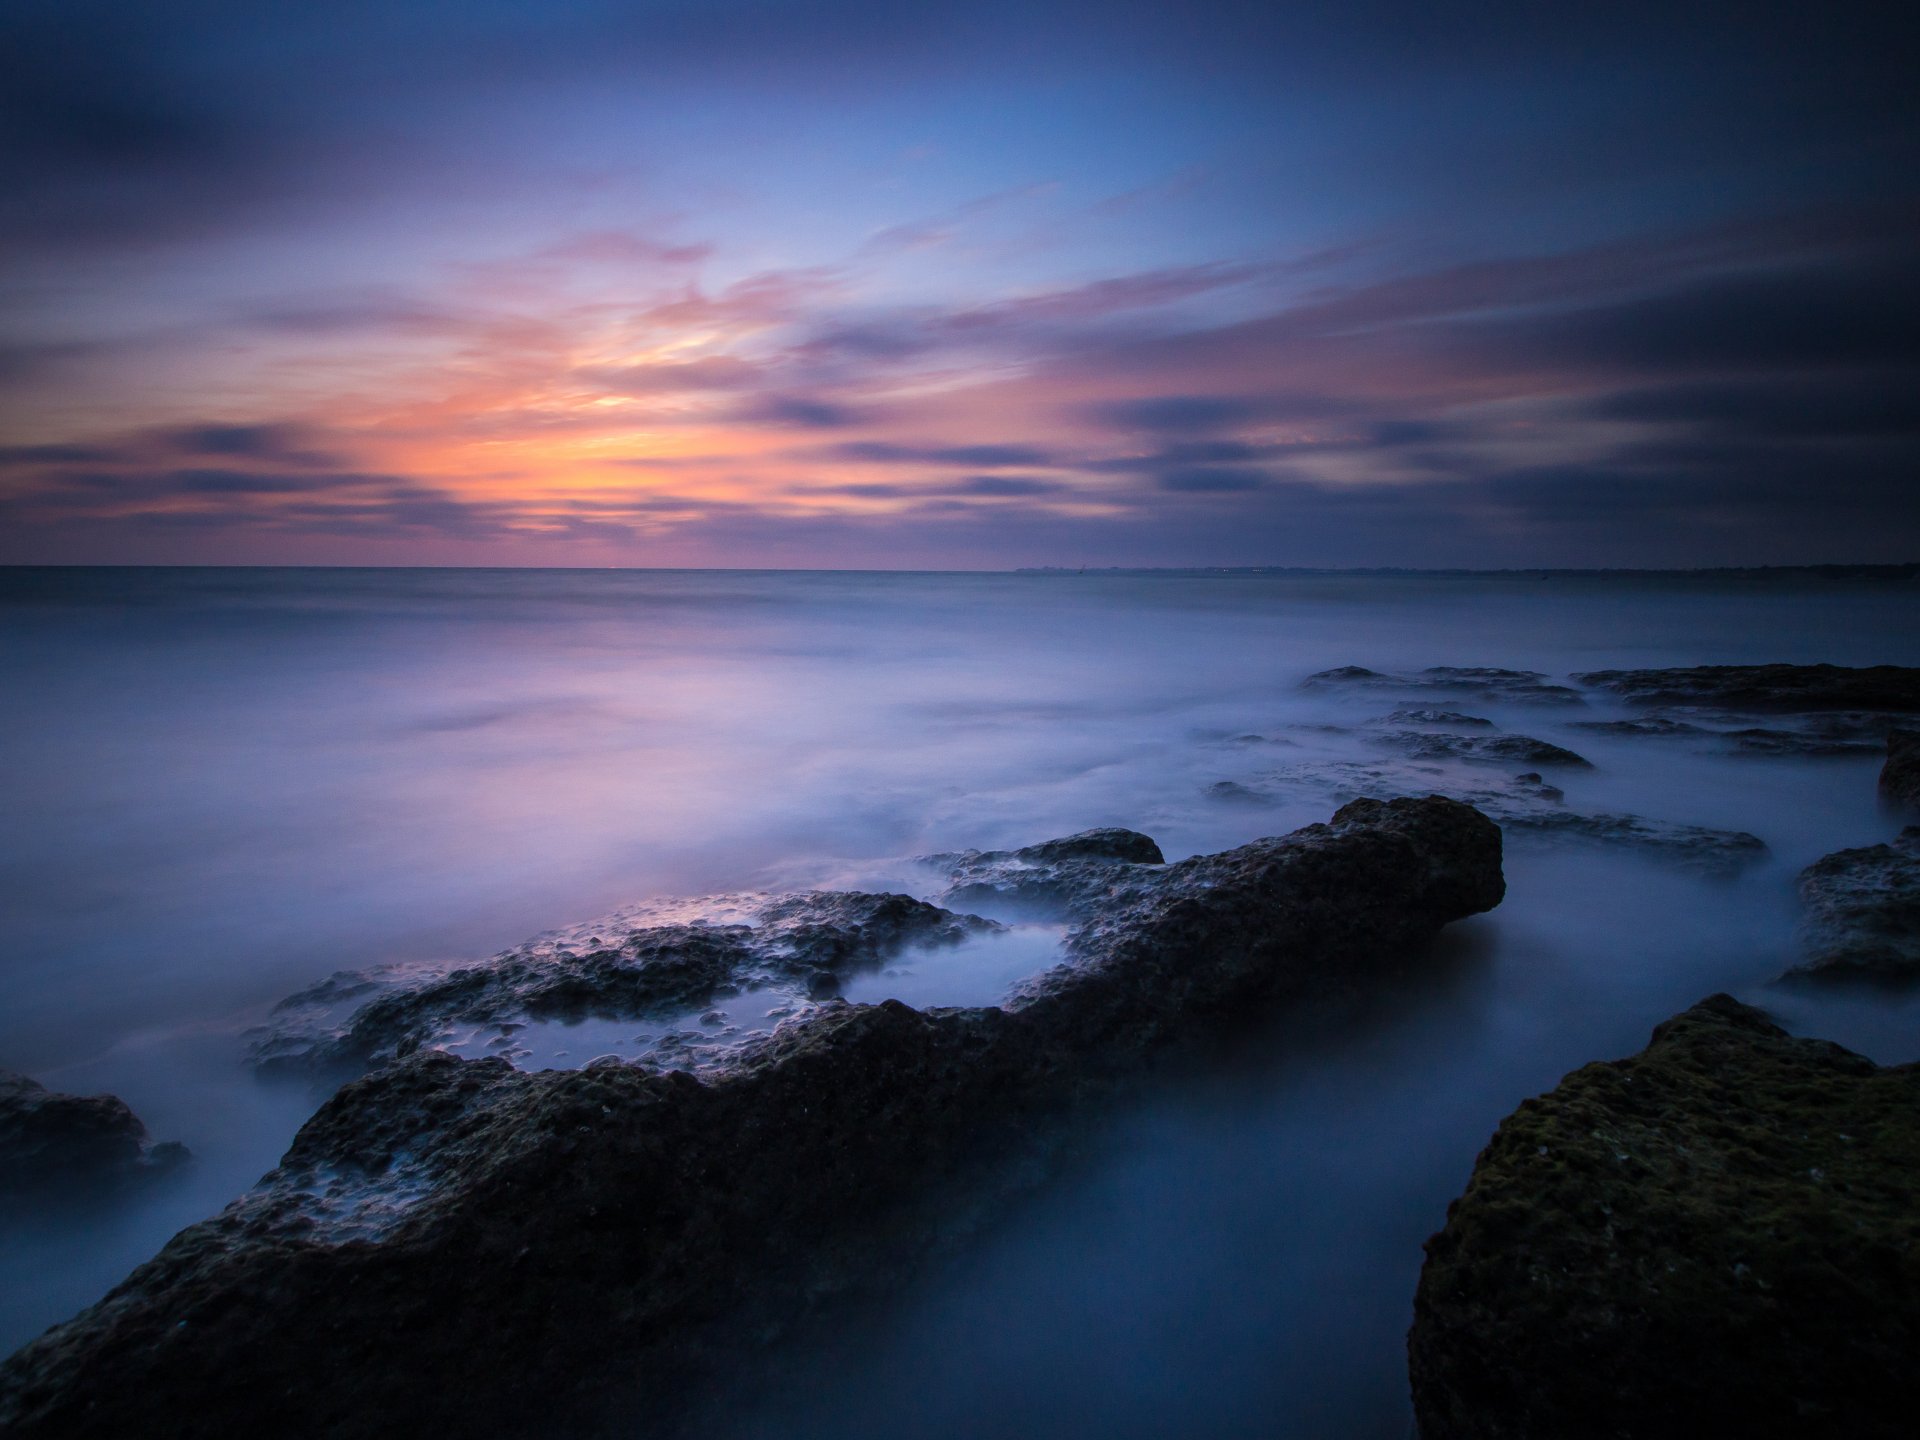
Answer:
[[3, 566, 1918, 1431]]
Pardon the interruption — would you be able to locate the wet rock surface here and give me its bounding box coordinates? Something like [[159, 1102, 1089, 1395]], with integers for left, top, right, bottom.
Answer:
[[1378, 708, 1495, 729], [0, 799, 1501, 1440], [253, 890, 999, 1078], [1377, 730, 1592, 768], [920, 826, 1167, 918], [1573, 662, 1920, 713], [1882, 729, 1920, 808], [1787, 828, 1920, 985], [0, 1072, 187, 1210], [1409, 995, 1920, 1440], [1234, 757, 1766, 876], [1306, 665, 1586, 706], [1560, 665, 1920, 758]]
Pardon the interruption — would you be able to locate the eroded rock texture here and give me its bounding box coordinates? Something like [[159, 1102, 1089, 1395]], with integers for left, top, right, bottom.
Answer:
[[1573, 663, 1920, 712], [1305, 665, 1586, 706], [1223, 757, 1765, 876], [1882, 728, 1920, 809], [1789, 828, 1920, 984], [254, 890, 1000, 1078], [0, 1071, 187, 1211], [1410, 995, 1920, 1440], [0, 798, 1502, 1440], [1570, 664, 1920, 757]]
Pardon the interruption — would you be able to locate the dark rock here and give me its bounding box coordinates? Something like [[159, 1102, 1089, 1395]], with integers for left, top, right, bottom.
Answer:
[[1499, 809, 1768, 877], [1786, 828, 1920, 984], [1573, 662, 1920, 713], [1261, 758, 1765, 876], [922, 827, 1167, 918], [1379, 731, 1593, 768], [252, 891, 998, 1078], [1205, 779, 1268, 803], [0, 1071, 188, 1209], [1882, 729, 1920, 808], [1409, 995, 1920, 1440], [1380, 708, 1496, 729], [1722, 725, 1885, 757], [1569, 715, 1710, 738], [1305, 665, 1585, 705], [0, 800, 1503, 1440]]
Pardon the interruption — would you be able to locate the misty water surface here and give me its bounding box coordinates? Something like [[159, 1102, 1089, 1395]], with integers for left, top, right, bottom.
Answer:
[[3, 567, 1918, 1433]]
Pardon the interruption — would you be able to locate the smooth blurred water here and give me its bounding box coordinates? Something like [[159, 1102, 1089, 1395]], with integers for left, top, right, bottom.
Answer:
[[2, 566, 1918, 1425]]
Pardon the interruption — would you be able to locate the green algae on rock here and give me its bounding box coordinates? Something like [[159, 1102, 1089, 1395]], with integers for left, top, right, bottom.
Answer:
[[1409, 995, 1920, 1440]]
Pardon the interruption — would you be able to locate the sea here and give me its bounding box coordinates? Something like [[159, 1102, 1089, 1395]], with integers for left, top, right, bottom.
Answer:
[[3, 565, 1917, 1435]]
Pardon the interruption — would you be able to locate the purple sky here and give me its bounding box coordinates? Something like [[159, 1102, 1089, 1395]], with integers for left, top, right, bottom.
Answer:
[[2, 1, 1916, 567]]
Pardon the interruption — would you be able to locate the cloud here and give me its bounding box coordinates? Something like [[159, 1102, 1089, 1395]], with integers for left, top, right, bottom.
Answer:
[[828, 441, 1057, 467]]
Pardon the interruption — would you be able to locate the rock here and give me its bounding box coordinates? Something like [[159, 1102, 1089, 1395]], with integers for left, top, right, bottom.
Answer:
[[1499, 809, 1769, 877], [252, 890, 999, 1078], [1260, 758, 1765, 876], [1569, 715, 1709, 738], [0, 1071, 188, 1209], [1785, 828, 1920, 984], [0, 800, 1502, 1440], [1574, 708, 1899, 756], [1305, 666, 1586, 705], [1205, 779, 1267, 803], [1380, 708, 1496, 729], [921, 827, 1167, 918], [1378, 731, 1593, 768], [1409, 995, 1920, 1440], [1882, 729, 1920, 808], [1573, 663, 1920, 713]]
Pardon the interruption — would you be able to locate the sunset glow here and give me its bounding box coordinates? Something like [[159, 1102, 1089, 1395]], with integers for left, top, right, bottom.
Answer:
[[3, 1, 1915, 567]]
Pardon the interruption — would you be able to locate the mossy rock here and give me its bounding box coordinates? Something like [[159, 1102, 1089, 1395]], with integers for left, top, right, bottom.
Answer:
[[1409, 994, 1920, 1439]]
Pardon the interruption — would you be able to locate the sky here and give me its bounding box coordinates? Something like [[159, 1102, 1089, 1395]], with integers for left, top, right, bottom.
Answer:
[[1, 0, 1915, 569]]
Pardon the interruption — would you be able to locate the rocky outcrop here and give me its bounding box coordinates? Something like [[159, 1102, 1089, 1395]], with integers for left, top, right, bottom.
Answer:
[[1238, 758, 1765, 876], [1573, 662, 1920, 712], [1569, 670, 1910, 756], [253, 890, 1000, 1078], [1305, 665, 1585, 705], [1380, 731, 1592, 768], [1787, 828, 1920, 984], [1379, 708, 1495, 729], [1565, 665, 1920, 758], [1882, 729, 1920, 808], [0, 1072, 187, 1210], [0, 798, 1502, 1440], [1409, 995, 1920, 1440], [921, 826, 1166, 917]]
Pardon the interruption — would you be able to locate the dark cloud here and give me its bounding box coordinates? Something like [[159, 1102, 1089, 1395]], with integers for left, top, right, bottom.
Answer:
[[1592, 375, 1920, 440], [829, 441, 1057, 467], [945, 474, 1062, 497], [1155, 467, 1268, 493], [1093, 395, 1266, 434], [747, 396, 860, 429]]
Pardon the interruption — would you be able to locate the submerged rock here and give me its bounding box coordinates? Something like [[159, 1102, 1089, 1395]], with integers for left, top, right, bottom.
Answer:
[[1305, 665, 1585, 705], [1257, 758, 1764, 876], [1573, 706, 1900, 756], [1379, 708, 1495, 729], [1573, 662, 1920, 713], [1378, 730, 1593, 768], [0, 1071, 187, 1209], [1786, 828, 1920, 984], [253, 890, 998, 1078], [1882, 729, 1920, 808], [0, 799, 1501, 1440], [1409, 995, 1920, 1440]]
